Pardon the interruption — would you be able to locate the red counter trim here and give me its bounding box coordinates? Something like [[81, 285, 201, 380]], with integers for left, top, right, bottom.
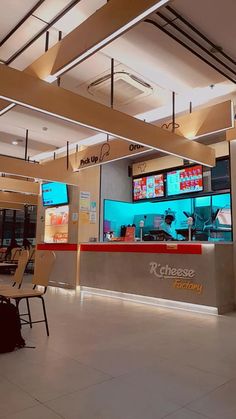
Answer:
[[80, 243, 202, 255], [37, 244, 78, 251]]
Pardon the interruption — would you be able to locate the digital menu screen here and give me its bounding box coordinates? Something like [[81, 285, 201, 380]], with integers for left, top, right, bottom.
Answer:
[[42, 182, 69, 207], [133, 174, 164, 201], [167, 165, 203, 196]]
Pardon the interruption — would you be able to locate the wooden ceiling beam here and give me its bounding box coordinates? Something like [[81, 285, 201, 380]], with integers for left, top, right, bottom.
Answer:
[[0, 65, 215, 166], [0, 0, 170, 114], [0, 154, 79, 186], [0, 177, 40, 195], [0, 202, 24, 210], [0, 191, 37, 205]]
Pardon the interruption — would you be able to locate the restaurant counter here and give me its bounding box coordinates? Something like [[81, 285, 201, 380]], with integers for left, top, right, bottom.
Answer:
[[79, 242, 234, 314]]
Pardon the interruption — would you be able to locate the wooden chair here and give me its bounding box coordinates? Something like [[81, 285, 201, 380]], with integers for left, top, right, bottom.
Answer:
[[26, 248, 35, 273], [0, 248, 7, 261], [0, 250, 29, 290], [0, 251, 56, 336], [10, 247, 22, 263]]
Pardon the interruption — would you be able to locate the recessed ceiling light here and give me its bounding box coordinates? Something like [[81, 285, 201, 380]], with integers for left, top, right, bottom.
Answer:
[[11, 139, 23, 145], [42, 126, 48, 131]]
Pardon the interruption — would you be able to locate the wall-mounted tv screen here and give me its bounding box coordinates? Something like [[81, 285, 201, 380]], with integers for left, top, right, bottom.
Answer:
[[211, 158, 230, 191], [42, 182, 69, 207], [133, 174, 164, 201], [167, 165, 203, 196]]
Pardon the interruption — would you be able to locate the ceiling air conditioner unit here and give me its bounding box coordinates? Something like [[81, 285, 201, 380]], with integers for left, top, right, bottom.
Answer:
[[87, 70, 153, 106]]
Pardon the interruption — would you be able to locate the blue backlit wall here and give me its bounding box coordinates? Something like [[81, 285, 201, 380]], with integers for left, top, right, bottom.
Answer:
[[104, 193, 232, 241]]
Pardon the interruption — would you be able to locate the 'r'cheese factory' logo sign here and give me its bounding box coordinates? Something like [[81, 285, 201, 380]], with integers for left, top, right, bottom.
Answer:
[[149, 262, 203, 294]]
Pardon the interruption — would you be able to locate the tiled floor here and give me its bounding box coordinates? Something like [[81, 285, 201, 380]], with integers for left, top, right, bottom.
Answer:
[[0, 276, 236, 418]]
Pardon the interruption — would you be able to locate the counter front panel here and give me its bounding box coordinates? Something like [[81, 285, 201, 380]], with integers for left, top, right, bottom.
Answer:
[[79, 243, 234, 313]]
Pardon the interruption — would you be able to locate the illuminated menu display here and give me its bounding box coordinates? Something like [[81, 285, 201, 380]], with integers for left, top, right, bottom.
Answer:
[[167, 165, 203, 196], [133, 174, 164, 201], [42, 182, 68, 207]]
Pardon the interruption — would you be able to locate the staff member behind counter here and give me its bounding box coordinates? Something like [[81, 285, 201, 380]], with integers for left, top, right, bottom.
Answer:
[[159, 214, 177, 240]]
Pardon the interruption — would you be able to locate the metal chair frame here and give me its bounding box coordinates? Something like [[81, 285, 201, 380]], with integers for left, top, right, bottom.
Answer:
[[0, 251, 55, 336], [15, 287, 49, 336]]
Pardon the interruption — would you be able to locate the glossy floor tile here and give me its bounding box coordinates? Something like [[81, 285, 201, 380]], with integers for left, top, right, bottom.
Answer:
[[164, 407, 210, 418], [1, 274, 236, 418], [1, 405, 62, 419], [0, 376, 38, 418], [187, 379, 236, 419]]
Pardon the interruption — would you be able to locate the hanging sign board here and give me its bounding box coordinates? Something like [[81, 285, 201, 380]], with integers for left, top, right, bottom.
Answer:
[[72, 139, 150, 171], [132, 155, 183, 176], [156, 100, 234, 139]]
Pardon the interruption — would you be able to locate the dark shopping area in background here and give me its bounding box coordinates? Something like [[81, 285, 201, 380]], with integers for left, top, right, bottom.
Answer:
[[0, 205, 37, 247]]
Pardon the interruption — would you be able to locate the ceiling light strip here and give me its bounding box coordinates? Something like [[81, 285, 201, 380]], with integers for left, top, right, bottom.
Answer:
[[0, 103, 15, 116]]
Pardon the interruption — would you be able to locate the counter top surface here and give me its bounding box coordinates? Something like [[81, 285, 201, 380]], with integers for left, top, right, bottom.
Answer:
[[81, 241, 232, 245]]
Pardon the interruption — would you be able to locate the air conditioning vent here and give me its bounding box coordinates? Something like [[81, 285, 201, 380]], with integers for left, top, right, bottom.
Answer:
[[87, 70, 153, 106]]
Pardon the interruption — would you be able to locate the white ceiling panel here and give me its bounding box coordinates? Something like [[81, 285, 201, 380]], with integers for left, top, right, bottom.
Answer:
[[53, 0, 106, 34], [62, 53, 112, 91], [11, 27, 59, 70], [102, 22, 227, 94], [0, 130, 54, 160], [0, 142, 38, 159], [0, 0, 39, 42], [0, 107, 97, 148], [0, 130, 53, 150], [172, 0, 236, 60], [0, 16, 45, 61], [34, 0, 72, 23]]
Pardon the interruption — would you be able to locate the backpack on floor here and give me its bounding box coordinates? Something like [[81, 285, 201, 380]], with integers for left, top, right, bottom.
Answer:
[[0, 296, 25, 353]]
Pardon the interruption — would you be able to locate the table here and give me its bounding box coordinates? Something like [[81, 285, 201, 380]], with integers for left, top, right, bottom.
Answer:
[[0, 263, 17, 267]]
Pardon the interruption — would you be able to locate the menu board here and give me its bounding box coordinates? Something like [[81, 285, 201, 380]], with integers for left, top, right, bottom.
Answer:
[[167, 165, 203, 196], [133, 174, 164, 201]]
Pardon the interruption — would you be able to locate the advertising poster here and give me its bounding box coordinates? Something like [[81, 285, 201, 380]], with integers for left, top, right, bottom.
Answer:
[[80, 191, 90, 212], [90, 201, 97, 212], [80, 212, 89, 224], [89, 212, 97, 224]]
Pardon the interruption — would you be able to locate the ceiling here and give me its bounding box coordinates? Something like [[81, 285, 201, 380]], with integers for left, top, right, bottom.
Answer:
[[0, 0, 235, 160]]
